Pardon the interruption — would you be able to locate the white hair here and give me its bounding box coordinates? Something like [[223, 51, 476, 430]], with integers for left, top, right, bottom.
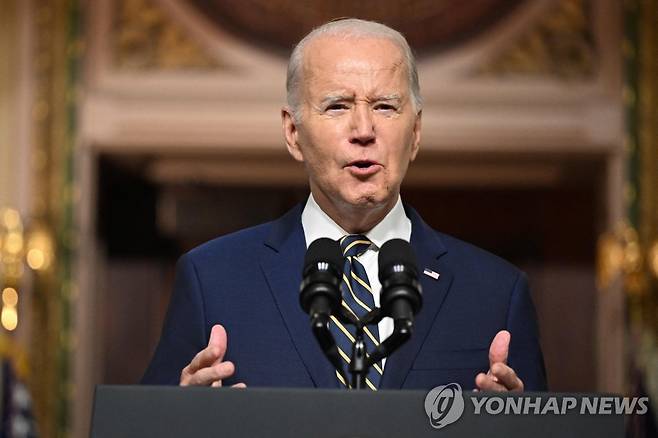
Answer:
[[286, 18, 422, 122]]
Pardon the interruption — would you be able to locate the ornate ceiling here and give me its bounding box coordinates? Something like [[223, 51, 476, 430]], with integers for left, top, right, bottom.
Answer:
[[185, 0, 525, 54]]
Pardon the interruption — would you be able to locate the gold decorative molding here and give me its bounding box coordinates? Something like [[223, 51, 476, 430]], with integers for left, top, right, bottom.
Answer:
[[634, 0, 658, 344], [113, 0, 222, 70], [476, 0, 596, 79], [31, 0, 78, 436], [605, 0, 658, 414], [597, 222, 651, 295]]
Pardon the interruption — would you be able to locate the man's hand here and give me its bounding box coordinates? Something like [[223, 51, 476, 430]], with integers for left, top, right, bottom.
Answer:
[[475, 330, 524, 392], [179, 324, 246, 388]]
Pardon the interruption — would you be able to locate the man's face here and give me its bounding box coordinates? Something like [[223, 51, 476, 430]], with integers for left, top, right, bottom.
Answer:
[[283, 36, 421, 217]]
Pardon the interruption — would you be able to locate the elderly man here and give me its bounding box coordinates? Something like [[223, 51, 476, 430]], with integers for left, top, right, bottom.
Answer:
[[142, 18, 546, 391]]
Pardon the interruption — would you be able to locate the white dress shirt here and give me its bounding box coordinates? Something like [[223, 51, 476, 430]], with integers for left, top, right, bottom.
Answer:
[[301, 193, 412, 369]]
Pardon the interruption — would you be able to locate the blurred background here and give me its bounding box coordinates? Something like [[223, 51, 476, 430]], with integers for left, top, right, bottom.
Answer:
[[0, 0, 657, 436]]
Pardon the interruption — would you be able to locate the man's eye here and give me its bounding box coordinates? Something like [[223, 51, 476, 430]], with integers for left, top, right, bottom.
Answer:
[[374, 104, 397, 111], [326, 103, 348, 111]]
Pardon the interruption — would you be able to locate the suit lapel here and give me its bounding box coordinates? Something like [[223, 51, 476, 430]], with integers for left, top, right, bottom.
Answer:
[[380, 206, 454, 389], [259, 204, 338, 388]]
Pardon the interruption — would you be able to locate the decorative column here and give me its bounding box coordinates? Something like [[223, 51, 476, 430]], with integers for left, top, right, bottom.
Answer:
[[598, 0, 658, 427], [29, 0, 82, 436]]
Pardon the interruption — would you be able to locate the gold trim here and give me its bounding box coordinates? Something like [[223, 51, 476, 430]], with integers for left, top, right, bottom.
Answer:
[[112, 0, 222, 70], [596, 222, 647, 295], [30, 0, 74, 435], [636, 0, 658, 339], [477, 0, 596, 79]]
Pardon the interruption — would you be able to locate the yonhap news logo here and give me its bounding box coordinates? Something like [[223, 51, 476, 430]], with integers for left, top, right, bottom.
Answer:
[[470, 395, 649, 416], [423, 383, 650, 430], [423, 383, 465, 429]]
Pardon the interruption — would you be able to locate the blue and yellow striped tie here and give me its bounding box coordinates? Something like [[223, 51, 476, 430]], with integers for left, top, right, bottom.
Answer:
[[331, 234, 383, 390]]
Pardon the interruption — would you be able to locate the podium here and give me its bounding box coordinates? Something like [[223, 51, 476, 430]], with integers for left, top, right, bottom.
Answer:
[[90, 386, 624, 437]]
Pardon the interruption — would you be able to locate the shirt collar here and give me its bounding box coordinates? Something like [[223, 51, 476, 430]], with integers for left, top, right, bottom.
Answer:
[[301, 193, 411, 249]]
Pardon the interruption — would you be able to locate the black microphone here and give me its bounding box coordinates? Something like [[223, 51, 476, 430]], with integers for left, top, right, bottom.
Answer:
[[299, 238, 343, 319], [378, 239, 423, 322], [299, 238, 347, 383]]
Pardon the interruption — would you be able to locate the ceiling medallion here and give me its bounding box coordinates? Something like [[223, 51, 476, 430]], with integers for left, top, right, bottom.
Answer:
[[185, 0, 525, 55]]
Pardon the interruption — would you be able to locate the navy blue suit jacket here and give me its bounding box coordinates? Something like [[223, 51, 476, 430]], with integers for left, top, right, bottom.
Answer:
[[142, 204, 547, 390]]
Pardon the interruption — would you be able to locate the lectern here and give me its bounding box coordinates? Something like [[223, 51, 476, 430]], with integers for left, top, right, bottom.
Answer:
[[90, 386, 624, 438]]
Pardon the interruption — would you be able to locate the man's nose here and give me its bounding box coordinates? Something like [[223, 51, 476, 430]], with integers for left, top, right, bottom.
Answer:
[[349, 104, 375, 146]]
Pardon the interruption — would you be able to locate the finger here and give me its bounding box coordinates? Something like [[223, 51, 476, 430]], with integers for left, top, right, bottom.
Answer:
[[475, 372, 506, 392], [186, 325, 228, 374], [207, 324, 228, 363], [211, 381, 245, 389], [490, 362, 524, 391], [488, 330, 510, 367], [185, 361, 236, 386], [185, 346, 221, 375]]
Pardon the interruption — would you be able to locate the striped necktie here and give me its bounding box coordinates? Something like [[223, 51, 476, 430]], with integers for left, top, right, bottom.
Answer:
[[330, 234, 383, 390]]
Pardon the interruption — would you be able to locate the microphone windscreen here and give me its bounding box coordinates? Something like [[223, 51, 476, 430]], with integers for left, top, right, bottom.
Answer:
[[378, 239, 417, 277], [304, 238, 343, 272]]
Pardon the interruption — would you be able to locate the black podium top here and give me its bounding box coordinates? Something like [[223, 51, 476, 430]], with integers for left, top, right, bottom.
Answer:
[[91, 386, 625, 438]]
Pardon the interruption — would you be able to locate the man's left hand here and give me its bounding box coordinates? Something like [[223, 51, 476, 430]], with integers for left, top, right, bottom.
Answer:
[[475, 330, 524, 392]]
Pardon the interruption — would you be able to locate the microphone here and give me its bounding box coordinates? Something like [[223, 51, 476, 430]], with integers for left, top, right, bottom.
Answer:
[[299, 238, 348, 384], [299, 238, 343, 319], [378, 239, 423, 322]]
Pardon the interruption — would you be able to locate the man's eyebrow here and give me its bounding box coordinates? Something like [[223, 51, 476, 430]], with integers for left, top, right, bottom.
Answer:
[[372, 94, 401, 102], [318, 94, 402, 106], [320, 94, 354, 105]]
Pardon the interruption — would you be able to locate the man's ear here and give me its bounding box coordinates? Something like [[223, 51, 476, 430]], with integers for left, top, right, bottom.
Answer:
[[282, 107, 304, 162], [410, 110, 422, 161]]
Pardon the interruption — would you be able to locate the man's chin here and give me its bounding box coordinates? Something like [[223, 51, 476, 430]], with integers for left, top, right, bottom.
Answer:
[[345, 193, 391, 210]]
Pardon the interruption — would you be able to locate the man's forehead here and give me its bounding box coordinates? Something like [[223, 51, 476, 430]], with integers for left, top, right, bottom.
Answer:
[[301, 36, 408, 94], [302, 35, 405, 70]]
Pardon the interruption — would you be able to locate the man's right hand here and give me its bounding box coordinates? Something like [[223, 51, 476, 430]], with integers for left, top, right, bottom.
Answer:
[[179, 324, 246, 388]]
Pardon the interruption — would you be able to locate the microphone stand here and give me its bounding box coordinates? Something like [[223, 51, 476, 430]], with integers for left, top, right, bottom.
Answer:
[[312, 306, 414, 390], [309, 312, 349, 386]]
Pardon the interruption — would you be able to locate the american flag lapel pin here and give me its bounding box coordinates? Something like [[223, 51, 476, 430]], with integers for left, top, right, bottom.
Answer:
[[423, 268, 440, 280]]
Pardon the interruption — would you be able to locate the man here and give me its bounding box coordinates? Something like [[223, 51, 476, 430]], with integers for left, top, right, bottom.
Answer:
[[142, 18, 547, 391]]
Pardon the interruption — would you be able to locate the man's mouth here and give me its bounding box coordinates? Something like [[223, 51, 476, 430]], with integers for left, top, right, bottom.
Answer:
[[346, 160, 382, 176], [347, 160, 379, 168]]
